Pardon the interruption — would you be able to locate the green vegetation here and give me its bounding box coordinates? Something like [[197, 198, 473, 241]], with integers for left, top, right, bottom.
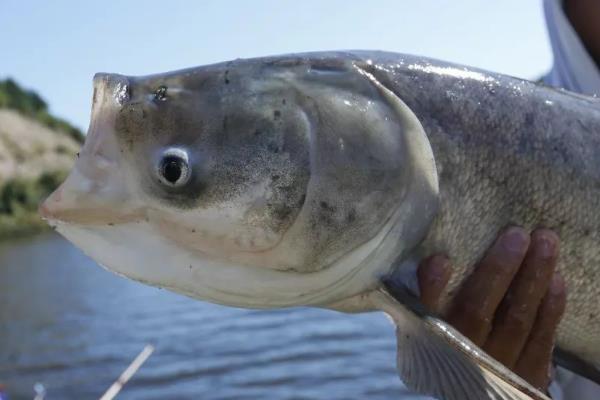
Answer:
[[0, 78, 80, 239], [0, 171, 68, 239], [0, 79, 83, 143]]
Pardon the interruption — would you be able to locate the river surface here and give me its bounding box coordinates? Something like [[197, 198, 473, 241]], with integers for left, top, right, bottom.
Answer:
[[0, 233, 427, 399]]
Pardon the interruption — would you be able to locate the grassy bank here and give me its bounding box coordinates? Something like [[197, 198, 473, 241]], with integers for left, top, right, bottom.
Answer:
[[0, 79, 83, 143], [0, 171, 67, 239], [0, 77, 81, 239]]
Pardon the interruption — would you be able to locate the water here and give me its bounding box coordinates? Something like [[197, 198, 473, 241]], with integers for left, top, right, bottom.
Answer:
[[0, 233, 426, 399]]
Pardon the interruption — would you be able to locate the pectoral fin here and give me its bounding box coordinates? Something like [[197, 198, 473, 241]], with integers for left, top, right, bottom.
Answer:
[[370, 287, 550, 400]]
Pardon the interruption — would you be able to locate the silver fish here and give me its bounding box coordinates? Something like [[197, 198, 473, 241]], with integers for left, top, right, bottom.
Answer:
[[40, 51, 600, 400]]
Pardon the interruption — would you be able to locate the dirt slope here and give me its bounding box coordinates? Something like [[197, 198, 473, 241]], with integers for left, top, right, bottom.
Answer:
[[0, 109, 81, 181]]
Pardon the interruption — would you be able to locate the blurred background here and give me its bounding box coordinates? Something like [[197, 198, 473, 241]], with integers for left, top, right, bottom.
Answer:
[[0, 1, 552, 399]]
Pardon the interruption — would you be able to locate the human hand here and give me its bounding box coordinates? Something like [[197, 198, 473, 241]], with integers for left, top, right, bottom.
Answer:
[[418, 227, 567, 391]]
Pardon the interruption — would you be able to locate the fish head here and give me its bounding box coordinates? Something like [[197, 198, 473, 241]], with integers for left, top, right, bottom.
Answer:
[[40, 54, 438, 308]]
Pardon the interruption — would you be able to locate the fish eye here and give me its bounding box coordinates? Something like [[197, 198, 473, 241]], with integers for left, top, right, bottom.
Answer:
[[157, 148, 191, 187]]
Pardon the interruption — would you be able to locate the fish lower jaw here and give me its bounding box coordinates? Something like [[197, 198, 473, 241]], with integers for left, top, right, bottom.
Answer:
[[53, 220, 398, 309]]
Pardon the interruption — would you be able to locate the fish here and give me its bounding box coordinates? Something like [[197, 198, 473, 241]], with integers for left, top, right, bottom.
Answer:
[[39, 51, 600, 400]]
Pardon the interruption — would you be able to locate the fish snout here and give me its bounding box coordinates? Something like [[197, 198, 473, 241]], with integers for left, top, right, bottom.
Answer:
[[39, 167, 81, 223], [39, 178, 71, 222], [38, 185, 62, 221], [39, 72, 142, 226], [39, 162, 110, 224], [39, 159, 142, 226]]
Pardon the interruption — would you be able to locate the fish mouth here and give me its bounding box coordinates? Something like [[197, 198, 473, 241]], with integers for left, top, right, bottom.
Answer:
[[39, 166, 146, 226], [39, 73, 144, 227], [38, 134, 142, 227], [39, 201, 145, 226]]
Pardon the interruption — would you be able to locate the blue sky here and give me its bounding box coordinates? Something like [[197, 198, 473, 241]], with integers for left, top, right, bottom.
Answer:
[[1, 1, 551, 131]]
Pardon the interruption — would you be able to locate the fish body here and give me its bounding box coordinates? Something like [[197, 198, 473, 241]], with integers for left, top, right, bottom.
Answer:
[[40, 51, 600, 399], [391, 55, 600, 366]]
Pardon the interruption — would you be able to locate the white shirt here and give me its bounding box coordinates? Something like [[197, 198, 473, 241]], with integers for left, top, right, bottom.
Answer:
[[544, 0, 600, 398], [543, 0, 600, 96]]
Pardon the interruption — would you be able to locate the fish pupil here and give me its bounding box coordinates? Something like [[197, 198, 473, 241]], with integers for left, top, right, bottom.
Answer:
[[162, 157, 183, 183]]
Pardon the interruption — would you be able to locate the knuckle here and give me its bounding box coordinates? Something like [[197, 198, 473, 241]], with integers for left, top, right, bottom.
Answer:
[[483, 259, 521, 283], [524, 334, 555, 357], [531, 230, 560, 261], [495, 259, 521, 276], [548, 291, 566, 310], [452, 300, 493, 328], [542, 302, 566, 325], [502, 307, 535, 334]]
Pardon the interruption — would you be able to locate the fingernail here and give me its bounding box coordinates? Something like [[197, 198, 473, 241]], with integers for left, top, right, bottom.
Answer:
[[502, 227, 528, 254], [549, 274, 565, 296], [429, 256, 450, 280], [535, 231, 558, 259]]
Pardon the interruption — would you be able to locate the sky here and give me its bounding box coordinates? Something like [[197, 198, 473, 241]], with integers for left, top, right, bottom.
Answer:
[[1, 0, 552, 131]]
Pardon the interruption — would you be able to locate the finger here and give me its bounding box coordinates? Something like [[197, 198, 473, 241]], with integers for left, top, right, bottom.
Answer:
[[446, 227, 530, 345], [483, 229, 559, 368], [514, 274, 567, 391], [417, 255, 452, 312]]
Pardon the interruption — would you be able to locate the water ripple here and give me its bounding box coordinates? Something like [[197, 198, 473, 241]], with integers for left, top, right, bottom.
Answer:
[[0, 234, 426, 399]]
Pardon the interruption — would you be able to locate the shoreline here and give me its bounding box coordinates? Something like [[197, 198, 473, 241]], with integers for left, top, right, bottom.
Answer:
[[0, 212, 50, 241]]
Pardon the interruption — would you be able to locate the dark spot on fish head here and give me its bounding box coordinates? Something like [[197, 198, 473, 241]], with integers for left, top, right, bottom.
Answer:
[[523, 112, 534, 128], [267, 142, 280, 153], [154, 86, 168, 102], [92, 87, 98, 106], [297, 194, 306, 207], [346, 209, 356, 223], [222, 116, 228, 131], [272, 204, 293, 222], [583, 228, 591, 237]]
